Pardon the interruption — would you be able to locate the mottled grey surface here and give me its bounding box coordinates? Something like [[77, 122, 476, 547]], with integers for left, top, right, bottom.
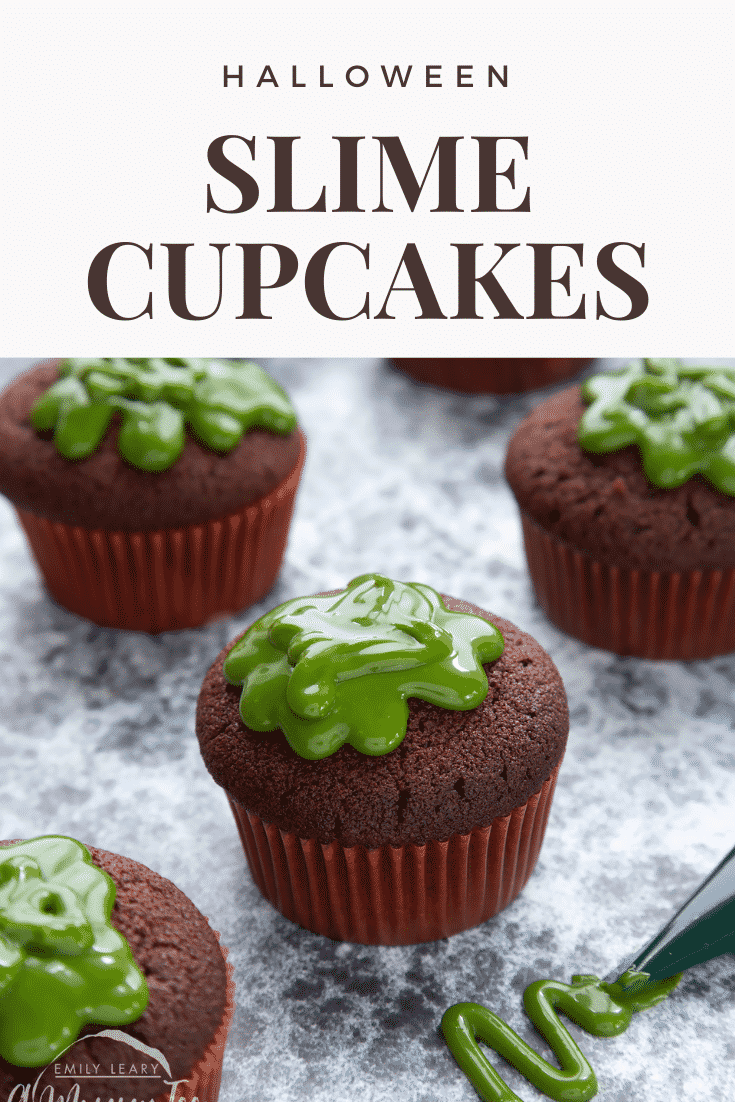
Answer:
[[1, 357, 734, 1102]]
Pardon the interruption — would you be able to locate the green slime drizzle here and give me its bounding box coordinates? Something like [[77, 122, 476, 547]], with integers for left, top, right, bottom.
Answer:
[[30, 358, 297, 471], [442, 970, 681, 1102], [223, 573, 504, 759], [0, 836, 149, 1067], [578, 358, 735, 492]]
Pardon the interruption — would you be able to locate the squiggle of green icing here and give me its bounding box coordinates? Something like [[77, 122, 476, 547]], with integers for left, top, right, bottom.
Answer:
[[442, 970, 681, 1102], [30, 358, 296, 470], [0, 836, 149, 1067], [578, 358, 735, 492], [223, 573, 504, 759]]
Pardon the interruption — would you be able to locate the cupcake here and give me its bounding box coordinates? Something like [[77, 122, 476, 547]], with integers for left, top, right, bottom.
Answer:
[[0, 835, 234, 1102], [196, 573, 568, 945], [393, 359, 589, 394], [505, 358, 735, 659], [0, 358, 305, 632]]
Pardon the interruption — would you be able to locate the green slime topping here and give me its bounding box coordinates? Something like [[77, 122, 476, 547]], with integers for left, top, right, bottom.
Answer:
[[31, 358, 297, 471], [442, 970, 681, 1102], [578, 358, 735, 492], [223, 573, 504, 759], [0, 836, 149, 1067]]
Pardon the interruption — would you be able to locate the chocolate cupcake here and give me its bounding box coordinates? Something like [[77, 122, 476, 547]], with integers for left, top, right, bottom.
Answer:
[[196, 573, 568, 945], [393, 359, 588, 394], [0, 359, 305, 632], [0, 836, 234, 1102], [505, 358, 735, 658]]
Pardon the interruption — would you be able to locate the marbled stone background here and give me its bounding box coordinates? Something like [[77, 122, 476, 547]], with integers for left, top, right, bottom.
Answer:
[[1, 358, 733, 1102]]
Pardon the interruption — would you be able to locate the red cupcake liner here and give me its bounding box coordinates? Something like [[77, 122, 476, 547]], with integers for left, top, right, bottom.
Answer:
[[154, 933, 235, 1102], [227, 762, 560, 945], [14, 432, 305, 632], [521, 511, 735, 659], [393, 359, 589, 395]]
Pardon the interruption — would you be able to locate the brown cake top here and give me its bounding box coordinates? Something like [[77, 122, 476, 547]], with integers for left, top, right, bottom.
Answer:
[[196, 598, 568, 848], [0, 361, 302, 530], [0, 842, 228, 1100], [505, 386, 735, 572]]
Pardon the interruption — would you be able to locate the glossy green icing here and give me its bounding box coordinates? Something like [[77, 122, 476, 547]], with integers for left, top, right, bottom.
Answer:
[[579, 358, 735, 492], [31, 358, 297, 471], [0, 836, 148, 1067], [442, 970, 681, 1102], [223, 573, 504, 759]]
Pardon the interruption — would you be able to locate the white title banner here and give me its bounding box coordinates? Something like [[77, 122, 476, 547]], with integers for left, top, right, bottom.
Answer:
[[2, 3, 732, 355]]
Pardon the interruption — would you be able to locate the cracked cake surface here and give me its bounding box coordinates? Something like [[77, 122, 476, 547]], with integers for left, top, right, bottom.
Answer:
[[505, 387, 735, 572], [0, 361, 302, 530], [196, 597, 568, 848]]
